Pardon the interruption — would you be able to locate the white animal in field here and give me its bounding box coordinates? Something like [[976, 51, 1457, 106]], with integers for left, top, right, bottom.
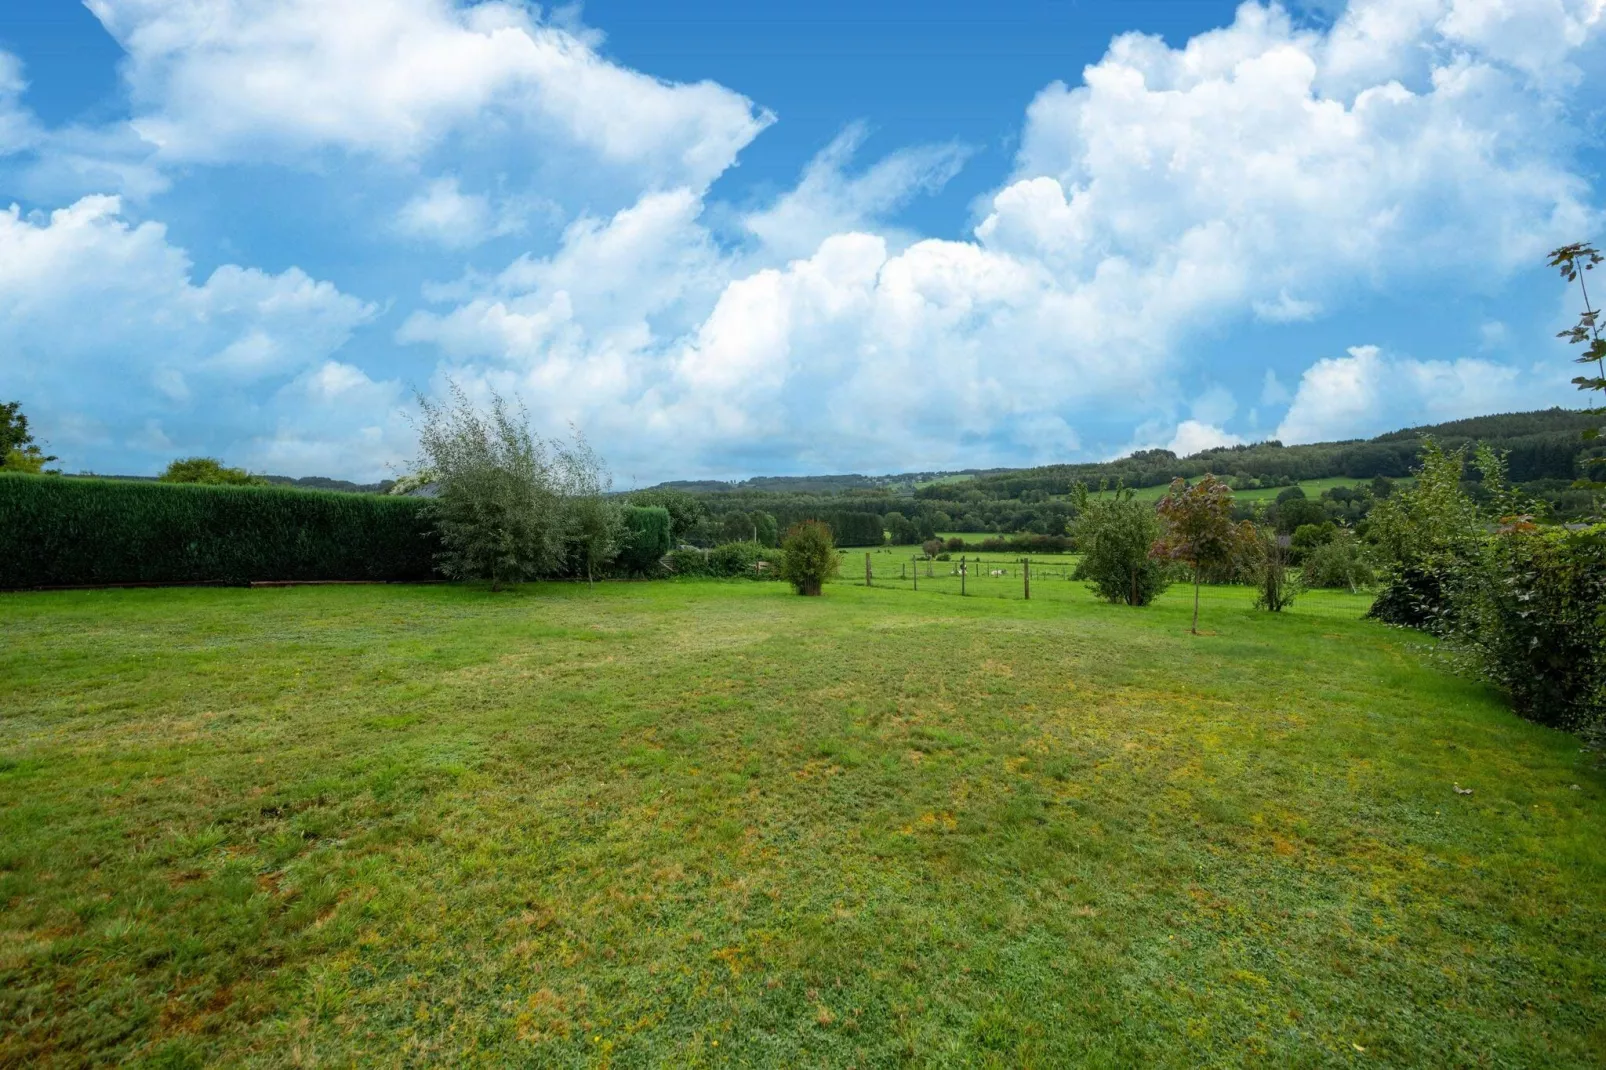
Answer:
[[990, 569, 1006, 577]]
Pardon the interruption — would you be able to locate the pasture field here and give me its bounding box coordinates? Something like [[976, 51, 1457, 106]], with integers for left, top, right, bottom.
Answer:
[[2, 579, 1603, 1066]]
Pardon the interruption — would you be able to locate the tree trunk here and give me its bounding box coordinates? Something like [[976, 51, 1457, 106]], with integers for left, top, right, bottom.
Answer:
[[1192, 568, 1201, 634]]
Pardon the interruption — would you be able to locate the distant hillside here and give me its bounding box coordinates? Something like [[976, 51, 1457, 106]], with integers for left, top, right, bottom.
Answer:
[[645, 408, 1599, 499], [636, 407, 1602, 534]]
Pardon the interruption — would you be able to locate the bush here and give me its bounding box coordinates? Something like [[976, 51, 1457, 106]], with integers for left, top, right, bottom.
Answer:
[[1443, 524, 1606, 736], [0, 474, 435, 588], [707, 541, 784, 579], [415, 385, 570, 590], [617, 505, 672, 576], [945, 536, 965, 552], [663, 547, 710, 577], [780, 520, 840, 595], [1069, 487, 1169, 606], [1301, 531, 1375, 591]]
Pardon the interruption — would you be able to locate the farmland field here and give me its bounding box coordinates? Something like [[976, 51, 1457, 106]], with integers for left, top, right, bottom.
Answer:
[[2, 579, 1603, 1066]]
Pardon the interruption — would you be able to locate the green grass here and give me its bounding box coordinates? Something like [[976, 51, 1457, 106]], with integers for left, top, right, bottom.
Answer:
[[2, 579, 1603, 1066], [1127, 477, 1409, 503]]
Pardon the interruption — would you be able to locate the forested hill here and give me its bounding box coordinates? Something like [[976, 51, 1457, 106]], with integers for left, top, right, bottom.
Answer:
[[634, 407, 1602, 539], [651, 408, 1599, 498]]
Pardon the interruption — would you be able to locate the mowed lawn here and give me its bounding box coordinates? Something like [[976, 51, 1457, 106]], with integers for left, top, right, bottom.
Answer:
[[1, 580, 1603, 1067]]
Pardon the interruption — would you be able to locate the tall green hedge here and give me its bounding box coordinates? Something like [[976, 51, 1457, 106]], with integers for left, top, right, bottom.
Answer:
[[0, 474, 437, 588], [617, 505, 672, 575]]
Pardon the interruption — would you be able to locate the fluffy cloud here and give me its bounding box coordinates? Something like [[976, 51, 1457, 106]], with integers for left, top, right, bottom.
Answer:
[[0, 195, 393, 472], [8, 0, 1605, 481], [407, 0, 1602, 475], [742, 124, 970, 261], [87, 0, 771, 193], [1274, 344, 1575, 443]]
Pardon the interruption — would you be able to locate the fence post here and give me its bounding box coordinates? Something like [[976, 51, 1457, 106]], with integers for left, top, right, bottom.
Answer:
[[912, 557, 918, 591], [1024, 557, 1030, 601], [961, 555, 967, 596]]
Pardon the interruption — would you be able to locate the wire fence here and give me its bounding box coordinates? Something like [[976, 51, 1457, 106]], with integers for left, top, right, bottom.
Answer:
[[836, 549, 1084, 602]]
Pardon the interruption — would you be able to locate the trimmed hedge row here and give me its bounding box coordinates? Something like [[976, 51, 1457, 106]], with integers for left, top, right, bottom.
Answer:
[[0, 474, 437, 588]]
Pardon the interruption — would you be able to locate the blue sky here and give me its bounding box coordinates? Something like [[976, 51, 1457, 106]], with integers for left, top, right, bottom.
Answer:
[[0, 0, 1602, 483]]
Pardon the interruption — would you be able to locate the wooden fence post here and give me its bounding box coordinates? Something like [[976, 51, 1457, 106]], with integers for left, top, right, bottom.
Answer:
[[961, 555, 967, 596], [912, 557, 918, 591], [865, 552, 872, 587], [1024, 557, 1030, 601]]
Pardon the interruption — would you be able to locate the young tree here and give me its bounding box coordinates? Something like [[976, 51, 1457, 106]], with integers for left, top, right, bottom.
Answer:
[[414, 383, 567, 591], [921, 538, 943, 559], [1152, 475, 1241, 634], [159, 457, 264, 485], [1069, 483, 1170, 606], [1548, 242, 1605, 489], [558, 430, 623, 589], [780, 520, 840, 596], [1365, 439, 1482, 629]]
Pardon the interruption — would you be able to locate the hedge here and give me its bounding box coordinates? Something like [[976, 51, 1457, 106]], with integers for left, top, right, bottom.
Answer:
[[0, 474, 438, 588], [617, 505, 672, 575]]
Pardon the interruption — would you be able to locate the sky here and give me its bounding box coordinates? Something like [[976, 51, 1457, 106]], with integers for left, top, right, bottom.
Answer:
[[0, 0, 1603, 485]]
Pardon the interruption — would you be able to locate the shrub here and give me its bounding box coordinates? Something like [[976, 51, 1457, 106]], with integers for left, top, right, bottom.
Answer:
[[1443, 524, 1606, 737], [0, 474, 435, 588], [1069, 486, 1169, 606], [1301, 531, 1375, 591], [945, 537, 965, 552], [921, 539, 943, 559], [415, 385, 569, 590], [617, 505, 672, 576], [664, 547, 710, 577], [707, 541, 784, 579], [780, 520, 840, 595]]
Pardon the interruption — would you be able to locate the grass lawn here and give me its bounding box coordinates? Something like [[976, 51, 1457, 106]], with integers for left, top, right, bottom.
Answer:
[[2, 579, 1603, 1066]]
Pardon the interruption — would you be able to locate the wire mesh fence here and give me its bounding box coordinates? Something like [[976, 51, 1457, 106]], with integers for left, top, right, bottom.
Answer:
[[836, 548, 1085, 602]]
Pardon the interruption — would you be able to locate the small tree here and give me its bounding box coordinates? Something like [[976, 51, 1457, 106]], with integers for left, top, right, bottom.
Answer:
[[1250, 524, 1299, 612], [1069, 483, 1170, 606], [414, 383, 567, 591], [1152, 475, 1240, 634], [159, 457, 263, 485], [559, 431, 622, 589], [1365, 439, 1482, 629], [780, 520, 840, 595], [921, 538, 943, 559], [1548, 242, 1605, 490]]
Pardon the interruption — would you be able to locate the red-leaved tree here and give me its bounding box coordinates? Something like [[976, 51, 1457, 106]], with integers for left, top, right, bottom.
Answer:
[[1152, 475, 1244, 635]]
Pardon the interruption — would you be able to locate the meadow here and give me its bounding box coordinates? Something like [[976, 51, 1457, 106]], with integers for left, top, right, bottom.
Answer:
[[2, 578, 1603, 1066]]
